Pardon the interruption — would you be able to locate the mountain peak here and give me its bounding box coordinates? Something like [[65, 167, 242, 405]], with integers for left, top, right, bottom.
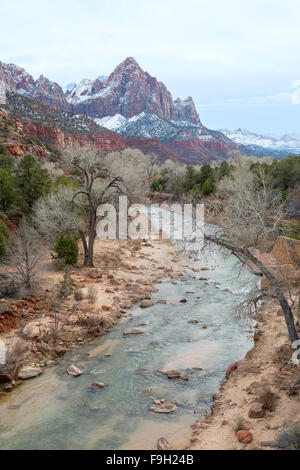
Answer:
[[121, 56, 141, 68]]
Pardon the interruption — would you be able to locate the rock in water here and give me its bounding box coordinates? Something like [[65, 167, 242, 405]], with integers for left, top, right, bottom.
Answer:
[[161, 370, 181, 379], [123, 328, 144, 335], [150, 403, 177, 414], [140, 299, 153, 308], [91, 382, 107, 389], [67, 364, 83, 377], [18, 366, 43, 380]]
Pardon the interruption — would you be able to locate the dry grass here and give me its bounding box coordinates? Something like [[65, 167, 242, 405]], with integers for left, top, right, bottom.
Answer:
[[258, 384, 279, 412], [74, 288, 84, 301], [233, 416, 248, 433], [87, 286, 98, 304]]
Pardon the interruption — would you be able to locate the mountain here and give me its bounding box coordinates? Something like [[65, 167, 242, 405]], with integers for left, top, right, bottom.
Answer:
[[1, 92, 126, 155], [0, 61, 69, 112], [66, 57, 200, 125], [1, 56, 290, 164], [221, 128, 300, 157]]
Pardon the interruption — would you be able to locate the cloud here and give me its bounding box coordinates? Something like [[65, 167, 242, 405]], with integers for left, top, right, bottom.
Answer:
[[199, 92, 294, 108], [1, 0, 300, 132]]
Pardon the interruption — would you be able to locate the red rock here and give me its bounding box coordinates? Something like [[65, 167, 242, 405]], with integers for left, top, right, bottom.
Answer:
[[236, 430, 253, 444], [226, 361, 240, 377], [101, 305, 112, 312]]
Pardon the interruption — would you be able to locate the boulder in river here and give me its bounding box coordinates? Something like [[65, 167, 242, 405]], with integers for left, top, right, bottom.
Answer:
[[91, 382, 107, 389], [150, 402, 177, 414], [140, 299, 153, 308], [162, 370, 181, 379], [18, 366, 43, 380], [123, 328, 144, 335], [67, 364, 83, 377]]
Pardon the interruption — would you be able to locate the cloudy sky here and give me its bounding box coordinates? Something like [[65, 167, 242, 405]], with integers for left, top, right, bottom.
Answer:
[[1, 0, 299, 134]]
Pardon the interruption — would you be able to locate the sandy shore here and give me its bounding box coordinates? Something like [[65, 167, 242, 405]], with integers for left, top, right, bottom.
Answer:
[[171, 296, 300, 450]]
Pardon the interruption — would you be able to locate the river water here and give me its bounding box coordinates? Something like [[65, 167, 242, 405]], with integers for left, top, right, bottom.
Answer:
[[0, 211, 258, 450]]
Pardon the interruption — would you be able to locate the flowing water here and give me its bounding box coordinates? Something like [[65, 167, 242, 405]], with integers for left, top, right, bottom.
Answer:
[[0, 210, 258, 450]]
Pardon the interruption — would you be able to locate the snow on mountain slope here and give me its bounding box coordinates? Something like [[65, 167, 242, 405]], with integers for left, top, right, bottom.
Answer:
[[221, 128, 300, 153], [96, 112, 233, 144]]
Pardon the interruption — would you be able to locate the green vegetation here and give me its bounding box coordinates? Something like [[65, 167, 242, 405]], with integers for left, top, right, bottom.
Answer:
[[0, 221, 10, 260], [14, 154, 51, 213], [56, 267, 76, 299], [53, 233, 79, 265]]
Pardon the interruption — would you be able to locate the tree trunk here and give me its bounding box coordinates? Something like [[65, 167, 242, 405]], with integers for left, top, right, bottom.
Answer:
[[205, 235, 299, 345], [78, 229, 89, 266], [87, 214, 97, 268], [88, 234, 95, 268], [244, 247, 299, 344]]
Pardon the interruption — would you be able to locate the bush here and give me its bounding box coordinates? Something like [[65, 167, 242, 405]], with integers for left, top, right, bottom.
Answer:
[[53, 233, 78, 265], [202, 177, 215, 195], [87, 286, 98, 304], [0, 221, 10, 260], [51, 257, 66, 272], [56, 267, 76, 299], [74, 288, 84, 301], [258, 384, 279, 412], [277, 422, 300, 450]]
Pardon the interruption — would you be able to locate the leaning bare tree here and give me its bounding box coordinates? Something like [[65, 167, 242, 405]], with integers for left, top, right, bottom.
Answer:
[[205, 164, 299, 345], [34, 146, 151, 268]]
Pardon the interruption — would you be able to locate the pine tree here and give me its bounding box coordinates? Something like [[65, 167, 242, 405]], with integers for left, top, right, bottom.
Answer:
[[15, 154, 51, 213]]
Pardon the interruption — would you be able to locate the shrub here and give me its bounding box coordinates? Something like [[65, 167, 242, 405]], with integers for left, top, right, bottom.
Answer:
[[277, 422, 300, 450], [74, 288, 84, 301], [233, 416, 248, 433], [0, 221, 10, 260], [51, 257, 66, 272], [56, 268, 76, 299], [53, 233, 78, 265], [258, 384, 279, 412], [202, 177, 215, 195], [87, 286, 98, 304]]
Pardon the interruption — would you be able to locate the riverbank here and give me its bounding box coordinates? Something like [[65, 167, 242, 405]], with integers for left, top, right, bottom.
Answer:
[[171, 294, 300, 450], [0, 237, 189, 393]]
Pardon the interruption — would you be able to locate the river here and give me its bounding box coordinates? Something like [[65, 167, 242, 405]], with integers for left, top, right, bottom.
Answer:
[[0, 210, 258, 450]]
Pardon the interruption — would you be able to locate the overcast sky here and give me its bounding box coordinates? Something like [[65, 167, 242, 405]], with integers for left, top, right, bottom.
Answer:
[[1, 0, 299, 134]]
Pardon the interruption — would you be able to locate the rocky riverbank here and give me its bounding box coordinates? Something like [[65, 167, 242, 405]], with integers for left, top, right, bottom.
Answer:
[[0, 237, 189, 394]]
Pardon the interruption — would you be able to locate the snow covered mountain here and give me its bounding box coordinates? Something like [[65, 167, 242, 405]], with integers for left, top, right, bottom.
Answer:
[[96, 112, 232, 144], [221, 128, 300, 154]]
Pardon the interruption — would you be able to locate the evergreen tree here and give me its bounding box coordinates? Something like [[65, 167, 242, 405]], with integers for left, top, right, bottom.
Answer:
[[15, 154, 51, 213], [0, 168, 17, 213], [53, 232, 79, 265]]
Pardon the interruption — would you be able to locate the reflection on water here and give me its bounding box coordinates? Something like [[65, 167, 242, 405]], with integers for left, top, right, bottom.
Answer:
[[0, 242, 257, 450]]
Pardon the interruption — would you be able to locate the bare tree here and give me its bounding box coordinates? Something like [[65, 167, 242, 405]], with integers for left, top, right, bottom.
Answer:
[[34, 146, 151, 268], [3, 222, 45, 292], [206, 164, 299, 345]]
